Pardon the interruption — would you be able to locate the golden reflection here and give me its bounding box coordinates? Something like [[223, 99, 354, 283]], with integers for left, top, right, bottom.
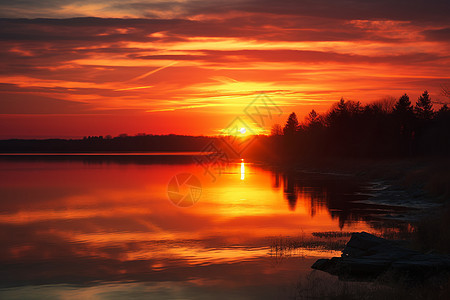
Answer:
[[0, 159, 382, 273]]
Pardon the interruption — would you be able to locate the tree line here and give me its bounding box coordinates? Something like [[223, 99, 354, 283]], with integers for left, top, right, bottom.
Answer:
[[0, 134, 214, 153], [1, 90, 449, 160], [266, 91, 450, 160]]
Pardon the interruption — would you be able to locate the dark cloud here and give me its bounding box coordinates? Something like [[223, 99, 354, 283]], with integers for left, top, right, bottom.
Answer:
[[422, 27, 450, 41], [0, 16, 415, 45], [1, 1, 449, 29], [0, 18, 189, 43], [107, 0, 450, 25], [0, 87, 91, 114], [0, 14, 447, 78], [185, 0, 450, 25], [132, 49, 446, 65]]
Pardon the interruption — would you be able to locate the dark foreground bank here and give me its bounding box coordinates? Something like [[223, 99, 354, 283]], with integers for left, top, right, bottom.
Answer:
[[312, 232, 450, 284]]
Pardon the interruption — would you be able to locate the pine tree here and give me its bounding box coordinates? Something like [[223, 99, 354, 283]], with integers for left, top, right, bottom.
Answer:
[[436, 104, 449, 119], [306, 109, 322, 128], [283, 112, 299, 135], [415, 90, 434, 120], [393, 94, 413, 116]]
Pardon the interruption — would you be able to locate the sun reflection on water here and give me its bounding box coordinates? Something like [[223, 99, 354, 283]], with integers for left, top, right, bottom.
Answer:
[[0, 157, 396, 297]]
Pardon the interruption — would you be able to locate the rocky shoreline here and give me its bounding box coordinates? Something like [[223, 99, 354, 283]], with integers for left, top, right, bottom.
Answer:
[[312, 232, 450, 284]]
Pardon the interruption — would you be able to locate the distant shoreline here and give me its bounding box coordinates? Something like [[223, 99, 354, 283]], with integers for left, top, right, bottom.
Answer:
[[0, 151, 211, 156]]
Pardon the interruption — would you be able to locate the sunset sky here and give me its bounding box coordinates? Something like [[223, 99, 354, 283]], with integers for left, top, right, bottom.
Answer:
[[0, 0, 449, 138]]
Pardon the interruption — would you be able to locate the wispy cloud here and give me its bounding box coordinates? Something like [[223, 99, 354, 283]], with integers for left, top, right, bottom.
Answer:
[[129, 61, 178, 82], [0, 1, 449, 137], [114, 85, 154, 91]]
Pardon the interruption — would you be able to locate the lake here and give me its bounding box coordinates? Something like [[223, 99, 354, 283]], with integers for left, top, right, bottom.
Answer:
[[0, 155, 411, 299]]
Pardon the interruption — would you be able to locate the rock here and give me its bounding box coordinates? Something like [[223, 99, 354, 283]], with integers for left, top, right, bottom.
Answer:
[[343, 231, 388, 254], [312, 232, 450, 283]]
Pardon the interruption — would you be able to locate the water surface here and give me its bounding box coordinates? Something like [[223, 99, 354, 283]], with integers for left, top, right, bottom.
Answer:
[[0, 155, 410, 299]]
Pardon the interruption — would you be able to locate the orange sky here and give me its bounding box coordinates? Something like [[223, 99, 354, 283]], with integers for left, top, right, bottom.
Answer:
[[0, 0, 449, 138]]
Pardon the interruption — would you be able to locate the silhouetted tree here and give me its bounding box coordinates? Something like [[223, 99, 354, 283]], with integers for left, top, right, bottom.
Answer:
[[372, 96, 396, 114], [305, 109, 322, 128], [393, 94, 415, 146], [415, 90, 434, 120], [436, 104, 450, 122], [326, 98, 361, 126], [267, 91, 450, 160], [438, 104, 449, 115], [283, 112, 299, 135], [336, 98, 361, 115], [393, 94, 413, 116], [270, 123, 283, 136]]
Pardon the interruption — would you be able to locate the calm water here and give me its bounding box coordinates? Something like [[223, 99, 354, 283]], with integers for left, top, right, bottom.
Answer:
[[0, 155, 409, 299]]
